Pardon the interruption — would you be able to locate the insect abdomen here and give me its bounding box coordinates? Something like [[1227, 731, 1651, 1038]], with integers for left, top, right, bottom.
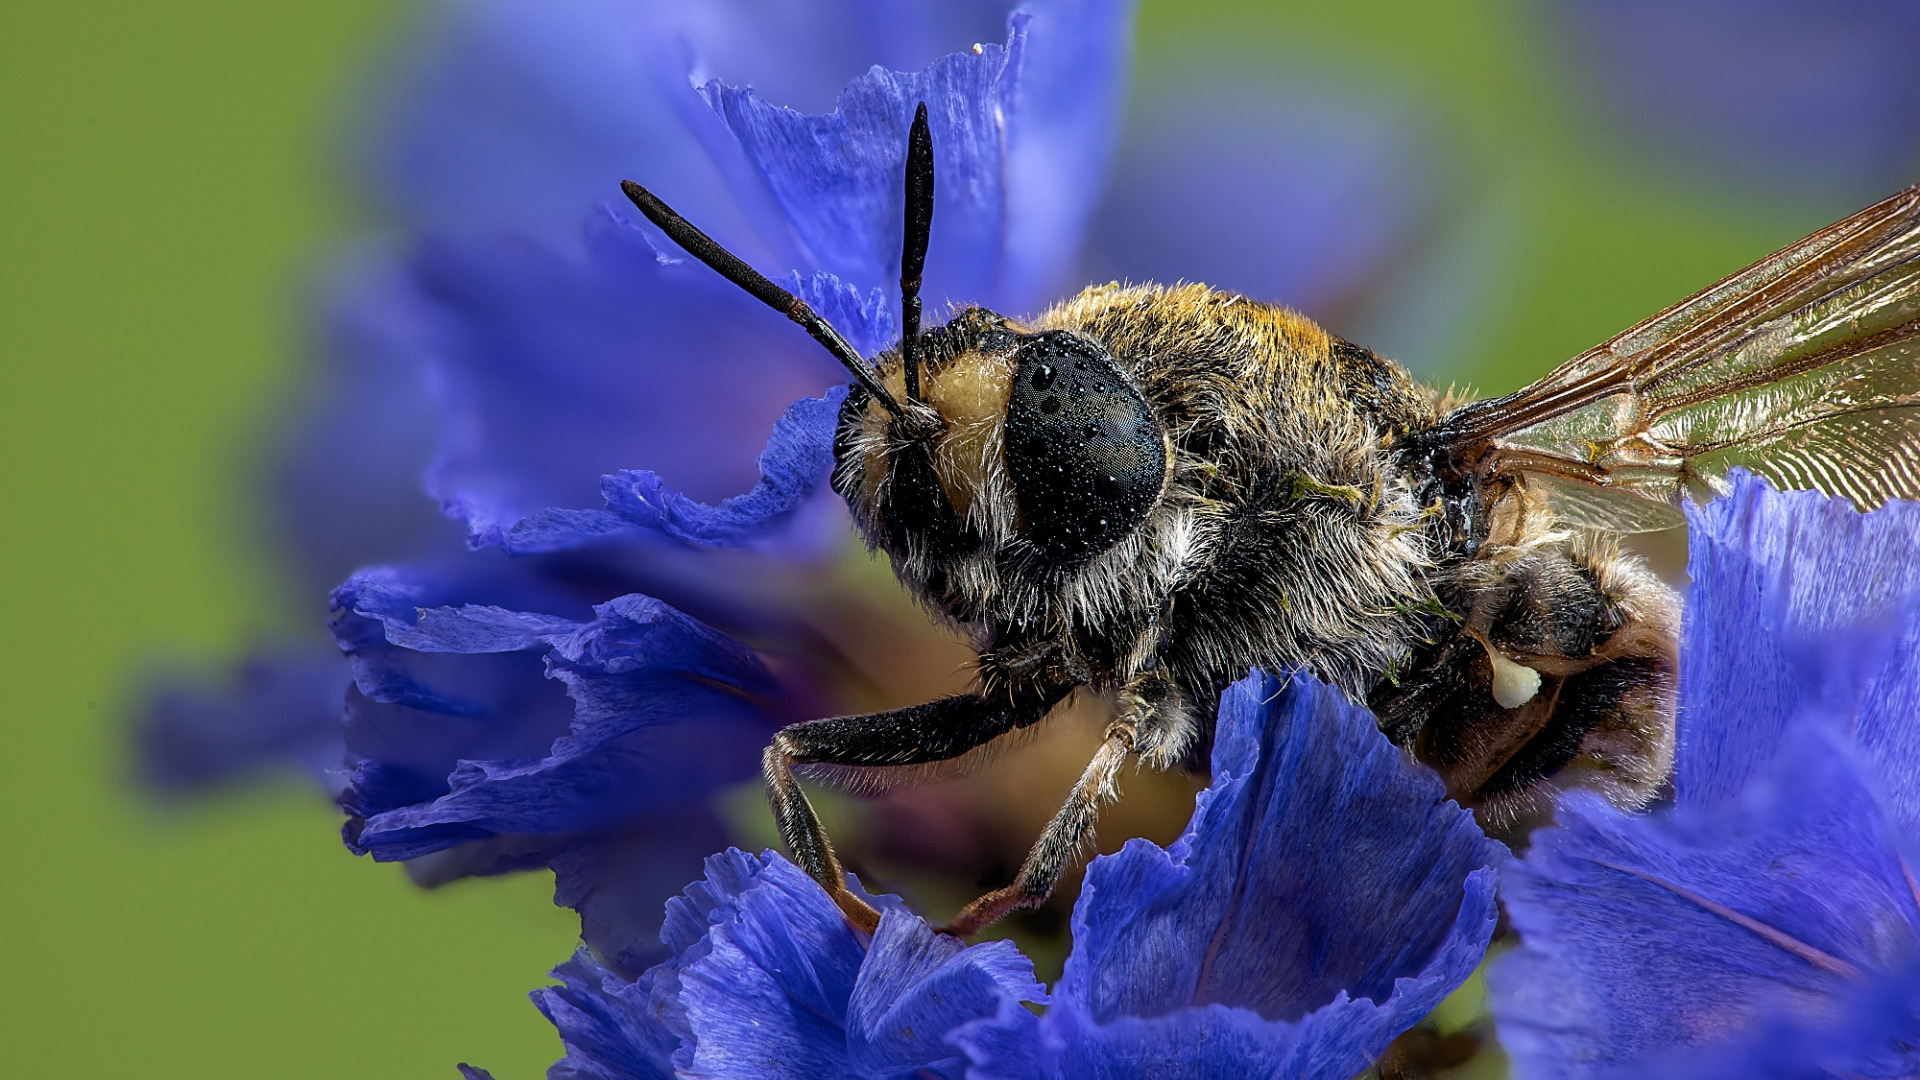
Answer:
[[1371, 541, 1679, 821]]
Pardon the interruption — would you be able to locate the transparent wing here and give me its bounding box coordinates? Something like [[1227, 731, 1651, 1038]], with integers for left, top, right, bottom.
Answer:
[[1406, 184, 1920, 523], [1520, 471, 1687, 533]]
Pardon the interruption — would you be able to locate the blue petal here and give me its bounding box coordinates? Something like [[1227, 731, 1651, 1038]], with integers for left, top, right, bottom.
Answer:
[[671, 851, 1045, 1079], [337, 579, 777, 860], [701, 42, 1012, 310], [533, 949, 679, 1080], [406, 213, 856, 549], [787, 268, 899, 360], [1072, 673, 1497, 1023], [1547, 0, 1920, 198], [966, 672, 1499, 1079], [547, 812, 737, 977], [1624, 957, 1920, 1080], [332, 569, 582, 822], [503, 383, 849, 554], [647, 846, 773, 1059], [845, 910, 1047, 1078], [1088, 69, 1430, 317], [362, 0, 780, 257], [701, 0, 1136, 315], [676, 856, 869, 1078], [665, 2, 1015, 119], [363, 0, 1021, 248], [974, 994, 1468, 1080], [279, 251, 460, 592], [137, 649, 347, 794], [533, 850, 827, 1079], [1845, 597, 1920, 836], [1491, 722, 1920, 1080], [332, 566, 788, 968], [996, 0, 1137, 308], [1678, 472, 1920, 812]]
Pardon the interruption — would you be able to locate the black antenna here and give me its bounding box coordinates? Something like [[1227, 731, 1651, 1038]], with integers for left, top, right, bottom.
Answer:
[[900, 102, 935, 405], [619, 178, 906, 418]]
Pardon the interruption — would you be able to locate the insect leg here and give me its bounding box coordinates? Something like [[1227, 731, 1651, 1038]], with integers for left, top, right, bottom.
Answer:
[[940, 732, 1129, 937], [940, 670, 1195, 936], [765, 689, 1067, 934]]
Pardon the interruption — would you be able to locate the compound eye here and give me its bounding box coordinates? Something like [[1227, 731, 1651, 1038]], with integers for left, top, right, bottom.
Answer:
[[1004, 331, 1167, 568]]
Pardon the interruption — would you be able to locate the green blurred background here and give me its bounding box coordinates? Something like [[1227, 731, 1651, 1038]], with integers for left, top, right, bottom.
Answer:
[[0, 2, 1890, 1077]]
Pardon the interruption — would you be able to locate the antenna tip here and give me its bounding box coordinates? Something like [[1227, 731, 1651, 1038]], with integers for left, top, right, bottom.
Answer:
[[621, 179, 672, 231]]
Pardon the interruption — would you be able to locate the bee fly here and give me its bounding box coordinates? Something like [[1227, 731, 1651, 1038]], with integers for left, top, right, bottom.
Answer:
[[623, 102, 1920, 936]]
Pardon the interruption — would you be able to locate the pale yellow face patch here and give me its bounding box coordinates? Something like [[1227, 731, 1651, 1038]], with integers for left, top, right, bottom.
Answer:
[[924, 353, 1013, 517], [856, 350, 1016, 521]]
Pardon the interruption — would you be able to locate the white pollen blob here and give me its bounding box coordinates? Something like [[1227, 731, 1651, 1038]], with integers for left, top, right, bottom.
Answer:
[[1487, 646, 1542, 710]]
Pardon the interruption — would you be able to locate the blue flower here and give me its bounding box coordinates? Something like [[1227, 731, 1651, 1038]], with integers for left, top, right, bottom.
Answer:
[[137, 649, 349, 795], [1491, 473, 1920, 1079], [533, 849, 1045, 1080], [329, 561, 790, 972], [139, 0, 1453, 821], [1674, 474, 1920, 820], [516, 673, 1500, 1079], [1086, 67, 1435, 322], [331, 0, 1138, 969], [1547, 0, 1920, 198], [136, 0, 1466, 1029], [402, 0, 1138, 551], [132, 0, 1141, 972], [958, 672, 1500, 1079]]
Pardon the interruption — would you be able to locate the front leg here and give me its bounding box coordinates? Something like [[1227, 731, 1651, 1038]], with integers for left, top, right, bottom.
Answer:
[[942, 669, 1201, 936], [765, 688, 1069, 933]]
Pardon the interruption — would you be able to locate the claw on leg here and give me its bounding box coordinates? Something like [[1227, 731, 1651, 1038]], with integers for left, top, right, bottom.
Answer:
[[763, 737, 882, 934]]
